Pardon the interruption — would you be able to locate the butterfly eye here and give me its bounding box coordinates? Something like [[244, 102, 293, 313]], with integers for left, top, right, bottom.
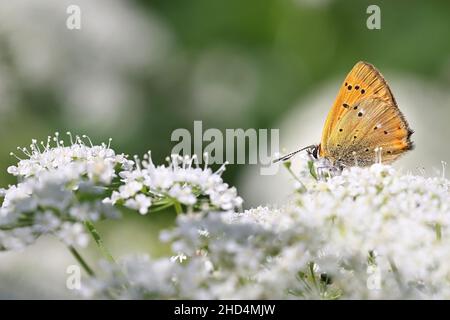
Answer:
[[312, 146, 319, 159]]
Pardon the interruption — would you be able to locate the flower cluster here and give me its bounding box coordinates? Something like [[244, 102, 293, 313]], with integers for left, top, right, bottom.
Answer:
[[0, 133, 131, 250], [0, 134, 243, 251], [3, 133, 450, 299], [6, 133, 132, 180], [103, 153, 243, 215], [83, 163, 450, 299]]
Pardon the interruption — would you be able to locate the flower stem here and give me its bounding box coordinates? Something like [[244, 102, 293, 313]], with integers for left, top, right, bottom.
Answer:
[[0, 222, 34, 230], [174, 201, 183, 215], [151, 202, 176, 213], [68, 245, 95, 277], [84, 220, 116, 263], [435, 223, 442, 241]]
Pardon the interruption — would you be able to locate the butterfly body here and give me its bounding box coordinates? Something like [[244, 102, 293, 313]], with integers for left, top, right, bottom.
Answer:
[[275, 61, 414, 168]]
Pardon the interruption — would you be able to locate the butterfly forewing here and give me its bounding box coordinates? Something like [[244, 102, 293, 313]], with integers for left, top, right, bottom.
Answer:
[[320, 61, 413, 166]]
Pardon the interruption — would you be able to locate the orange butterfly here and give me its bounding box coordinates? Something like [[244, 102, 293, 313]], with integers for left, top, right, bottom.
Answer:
[[275, 61, 414, 168]]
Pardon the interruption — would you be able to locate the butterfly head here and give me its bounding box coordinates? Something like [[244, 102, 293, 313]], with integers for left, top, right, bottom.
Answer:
[[273, 144, 319, 163], [307, 144, 320, 160]]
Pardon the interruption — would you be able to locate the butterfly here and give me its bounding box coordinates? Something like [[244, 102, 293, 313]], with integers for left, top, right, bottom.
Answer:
[[275, 61, 414, 169]]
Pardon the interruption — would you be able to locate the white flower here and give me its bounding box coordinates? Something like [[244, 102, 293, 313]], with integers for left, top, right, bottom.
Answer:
[[168, 185, 196, 205], [119, 181, 143, 199], [83, 164, 450, 299], [0, 134, 127, 250], [56, 222, 90, 247], [125, 194, 152, 215], [81, 255, 178, 299], [170, 252, 187, 263], [7, 132, 132, 181], [105, 153, 243, 214]]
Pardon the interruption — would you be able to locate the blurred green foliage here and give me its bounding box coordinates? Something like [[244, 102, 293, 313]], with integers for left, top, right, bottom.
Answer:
[[2, 0, 450, 185]]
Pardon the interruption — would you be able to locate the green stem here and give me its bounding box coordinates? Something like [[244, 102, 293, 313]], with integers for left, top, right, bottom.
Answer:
[[151, 202, 176, 213], [0, 222, 34, 230], [435, 223, 442, 241], [308, 262, 318, 290], [174, 201, 183, 215], [68, 245, 95, 277], [84, 220, 116, 263]]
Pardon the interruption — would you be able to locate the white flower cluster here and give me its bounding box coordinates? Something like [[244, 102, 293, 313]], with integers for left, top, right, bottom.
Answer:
[[104, 153, 243, 215], [6, 133, 132, 181], [0, 134, 244, 251], [0, 133, 131, 250], [82, 163, 450, 299]]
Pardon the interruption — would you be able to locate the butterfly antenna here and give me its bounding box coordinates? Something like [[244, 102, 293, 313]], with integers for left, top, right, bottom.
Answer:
[[273, 145, 316, 163]]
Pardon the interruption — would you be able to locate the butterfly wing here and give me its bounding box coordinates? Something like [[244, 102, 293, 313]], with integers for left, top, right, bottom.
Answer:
[[320, 61, 413, 165], [324, 98, 413, 166], [321, 61, 398, 154]]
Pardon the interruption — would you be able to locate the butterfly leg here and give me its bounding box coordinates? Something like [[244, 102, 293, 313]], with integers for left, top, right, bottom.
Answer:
[[316, 162, 344, 180], [316, 166, 331, 180]]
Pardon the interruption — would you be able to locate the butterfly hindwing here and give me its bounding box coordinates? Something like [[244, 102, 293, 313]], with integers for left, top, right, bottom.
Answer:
[[325, 98, 413, 166]]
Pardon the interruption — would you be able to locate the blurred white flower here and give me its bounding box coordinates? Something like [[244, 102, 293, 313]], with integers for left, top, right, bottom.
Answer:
[[81, 255, 178, 299], [56, 222, 89, 248], [0, 0, 173, 131], [170, 252, 187, 263]]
